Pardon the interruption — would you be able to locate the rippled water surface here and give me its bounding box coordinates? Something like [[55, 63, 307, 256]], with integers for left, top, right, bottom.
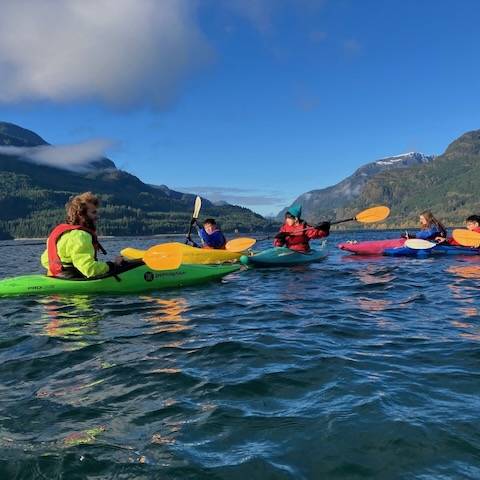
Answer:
[[1, 232, 480, 479]]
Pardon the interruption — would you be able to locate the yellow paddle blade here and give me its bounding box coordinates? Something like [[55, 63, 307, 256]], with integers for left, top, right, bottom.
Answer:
[[121, 247, 145, 259], [142, 244, 183, 271], [121, 243, 181, 259], [452, 229, 480, 248], [355, 206, 390, 223], [225, 237, 256, 252], [193, 196, 202, 219]]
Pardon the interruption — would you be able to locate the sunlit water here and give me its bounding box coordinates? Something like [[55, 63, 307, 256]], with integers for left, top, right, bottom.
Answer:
[[1, 231, 479, 479]]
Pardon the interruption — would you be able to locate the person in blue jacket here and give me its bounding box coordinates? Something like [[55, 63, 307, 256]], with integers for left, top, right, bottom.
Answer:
[[197, 218, 227, 249], [402, 210, 447, 241]]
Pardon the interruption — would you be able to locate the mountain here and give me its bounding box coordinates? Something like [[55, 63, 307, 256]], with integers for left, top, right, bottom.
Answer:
[[279, 152, 434, 222], [0, 122, 47, 147], [349, 129, 480, 227], [280, 129, 480, 228], [0, 122, 273, 238]]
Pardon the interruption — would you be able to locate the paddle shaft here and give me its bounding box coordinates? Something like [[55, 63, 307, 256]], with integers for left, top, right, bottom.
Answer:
[[255, 225, 324, 242], [185, 196, 202, 244], [255, 216, 357, 242], [330, 217, 354, 226], [185, 220, 196, 244]]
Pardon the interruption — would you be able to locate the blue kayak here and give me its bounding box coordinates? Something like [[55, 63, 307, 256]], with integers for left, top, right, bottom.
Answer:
[[240, 243, 327, 267], [384, 244, 480, 257]]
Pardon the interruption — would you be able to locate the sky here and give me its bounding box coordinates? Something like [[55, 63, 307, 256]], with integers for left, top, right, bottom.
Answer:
[[1, 0, 480, 216]]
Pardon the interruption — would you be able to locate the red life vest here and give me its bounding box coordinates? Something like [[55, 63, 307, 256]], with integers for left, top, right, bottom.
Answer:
[[449, 226, 480, 246], [47, 224, 105, 276], [274, 221, 327, 252]]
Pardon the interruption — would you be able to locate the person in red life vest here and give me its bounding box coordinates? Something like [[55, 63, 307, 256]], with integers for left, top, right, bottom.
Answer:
[[273, 204, 330, 253], [41, 192, 123, 278], [441, 214, 480, 245]]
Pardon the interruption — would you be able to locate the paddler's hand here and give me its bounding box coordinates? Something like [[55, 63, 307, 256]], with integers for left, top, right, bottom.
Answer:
[[315, 221, 331, 234], [274, 232, 288, 242], [114, 255, 125, 266]]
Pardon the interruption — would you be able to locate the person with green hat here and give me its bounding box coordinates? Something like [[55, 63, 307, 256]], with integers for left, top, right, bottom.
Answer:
[[273, 204, 330, 252]]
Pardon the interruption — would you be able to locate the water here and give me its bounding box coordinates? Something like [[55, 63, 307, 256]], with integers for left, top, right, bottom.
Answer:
[[1, 231, 480, 479]]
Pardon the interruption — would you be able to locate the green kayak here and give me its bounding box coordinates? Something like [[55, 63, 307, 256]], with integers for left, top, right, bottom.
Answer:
[[0, 261, 240, 297]]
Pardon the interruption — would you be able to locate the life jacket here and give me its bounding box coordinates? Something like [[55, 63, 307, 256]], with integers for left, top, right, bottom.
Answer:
[[449, 226, 480, 246], [274, 222, 309, 252], [47, 224, 106, 276], [274, 221, 328, 252], [286, 222, 311, 252], [199, 228, 226, 249]]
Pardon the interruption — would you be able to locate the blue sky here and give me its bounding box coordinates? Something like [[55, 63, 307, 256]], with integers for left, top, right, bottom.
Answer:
[[1, 0, 479, 216]]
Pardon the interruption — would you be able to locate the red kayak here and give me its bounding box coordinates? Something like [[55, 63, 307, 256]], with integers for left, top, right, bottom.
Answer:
[[337, 238, 405, 255]]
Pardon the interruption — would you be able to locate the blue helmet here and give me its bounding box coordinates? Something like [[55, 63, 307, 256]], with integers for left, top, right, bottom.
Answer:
[[286, 204, 302, 219]]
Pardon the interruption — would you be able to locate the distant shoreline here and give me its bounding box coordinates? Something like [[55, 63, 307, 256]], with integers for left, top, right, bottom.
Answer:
[[10, 233, 187, 241], [5, 225, 465, 242]]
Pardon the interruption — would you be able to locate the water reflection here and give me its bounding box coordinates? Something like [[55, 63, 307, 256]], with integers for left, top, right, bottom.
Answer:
[[142, 297, 190, 334], [351, 265, 396, 314], [356, 297, 391, 312], [39, 295, 102, 339], [446, 265, 480, 338], [447, 264, 480, 280]]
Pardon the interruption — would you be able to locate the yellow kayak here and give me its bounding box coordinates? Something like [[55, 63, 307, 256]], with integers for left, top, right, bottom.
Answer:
[[121, 242, 243, 265]]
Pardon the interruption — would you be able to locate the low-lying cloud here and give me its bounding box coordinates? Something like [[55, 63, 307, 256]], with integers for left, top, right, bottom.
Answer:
[[0, 0, 211, 108], [0, 139, 115, 171]]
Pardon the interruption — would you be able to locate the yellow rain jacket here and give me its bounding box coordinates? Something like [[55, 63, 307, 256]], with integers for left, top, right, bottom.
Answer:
[[41, 230, 109, 278]]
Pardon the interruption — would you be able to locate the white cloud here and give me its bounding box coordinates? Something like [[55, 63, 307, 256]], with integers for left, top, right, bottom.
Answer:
[[0, 0, 211, 108], [0, 139, 115, 171]]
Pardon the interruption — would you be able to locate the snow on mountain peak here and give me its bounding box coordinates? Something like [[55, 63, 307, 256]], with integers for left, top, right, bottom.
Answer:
[[375, 152, 430, 166]]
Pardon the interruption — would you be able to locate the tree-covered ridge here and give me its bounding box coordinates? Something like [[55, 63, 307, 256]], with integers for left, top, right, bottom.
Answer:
[[279, 152, 434, 222], [0, 122, 275, 238], [326, 129, 480, 228]]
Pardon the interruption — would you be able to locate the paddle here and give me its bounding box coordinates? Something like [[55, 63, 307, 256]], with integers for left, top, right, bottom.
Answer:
[[329, 206, 391, 226], [142, 244, 183, 270], [225, 237, 256, 252], [452, 229, 480, 248], [121, 247, 146, 259], [185, 196, 202, 245], [404, 238, 437, 250], [266, 205, 391, 240], [122, 238, 256, 259]]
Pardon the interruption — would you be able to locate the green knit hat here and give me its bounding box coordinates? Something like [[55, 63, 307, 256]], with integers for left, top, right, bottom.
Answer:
[[286, 204, 302, 219]]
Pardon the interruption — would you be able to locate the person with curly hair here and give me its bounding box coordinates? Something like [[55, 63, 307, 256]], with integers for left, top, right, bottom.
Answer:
[[41, 192, 123, 278]]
